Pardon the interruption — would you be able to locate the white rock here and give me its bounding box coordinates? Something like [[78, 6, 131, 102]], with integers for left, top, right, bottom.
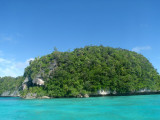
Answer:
[[138, 89, 151, 93], [84, 94, 89, 98], [32, 78, 44, 86], [98, 90, 110, 95], [41, 96, 50, 99]]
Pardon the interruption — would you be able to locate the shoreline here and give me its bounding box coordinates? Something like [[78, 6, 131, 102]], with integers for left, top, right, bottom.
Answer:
[[1, 91, 160, 99], [90, 91, 160, 97]]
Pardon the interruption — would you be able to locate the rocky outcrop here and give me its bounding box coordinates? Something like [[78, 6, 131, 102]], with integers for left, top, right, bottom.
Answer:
[[24, 93, 37, 99], [137, 89, 151, 93], [22, 93, 50, 99], [1, 90, 20, 97], [22, 60, 58, 89], [32, 77, 44, 86], [97, 90, 110, 95], [22, 77, 29, 90], [22, 75, 45, 90], [76, 94, 89, 98], [76, 94, 83, 98], [40, 96, 50, 99], [90, 90, 111, 96], [84, 94, 89, 98], [90, 88, 159, 96]]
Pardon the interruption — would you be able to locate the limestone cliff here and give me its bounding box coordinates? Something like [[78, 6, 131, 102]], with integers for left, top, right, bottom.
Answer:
[[1, 90, 20, 97], [22, 59, 57, 91]]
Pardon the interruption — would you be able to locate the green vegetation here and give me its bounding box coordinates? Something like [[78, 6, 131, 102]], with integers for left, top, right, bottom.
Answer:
[[22, 46, 160, 97], [21, 86, 47, 97], [0, 46, 159, 97], [0, 76, 24, 95]]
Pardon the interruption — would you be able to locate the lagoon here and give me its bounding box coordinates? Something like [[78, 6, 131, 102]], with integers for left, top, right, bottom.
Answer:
[[0, 95, 160, 120]]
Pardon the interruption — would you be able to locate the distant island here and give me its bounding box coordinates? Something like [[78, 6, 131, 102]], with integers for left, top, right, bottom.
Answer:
[[0, 46, 160, 99]]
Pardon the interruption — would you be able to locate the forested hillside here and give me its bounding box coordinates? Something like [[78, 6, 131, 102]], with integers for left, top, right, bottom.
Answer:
[[21, 46, 160, 98], [0, 76, 24, 95]]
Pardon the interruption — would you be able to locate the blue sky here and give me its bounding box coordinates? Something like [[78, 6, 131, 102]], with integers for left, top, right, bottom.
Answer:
[[0, 0, 160, 77]]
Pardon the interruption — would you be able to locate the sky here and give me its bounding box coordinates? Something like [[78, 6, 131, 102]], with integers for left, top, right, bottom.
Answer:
[[0, 0, 160, 77]]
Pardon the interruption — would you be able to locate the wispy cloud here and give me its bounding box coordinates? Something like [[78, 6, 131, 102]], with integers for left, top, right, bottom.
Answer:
[[0, 34, 13, 42], [0, 33, 22, 43], [0, 57, 34, 77], [132, 46, 151, 53]]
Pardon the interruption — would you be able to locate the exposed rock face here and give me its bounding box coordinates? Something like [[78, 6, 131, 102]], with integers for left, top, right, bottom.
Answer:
[[90, 90, 111, 96], [22, 84, 28, 90], [98, 90, 110, 95], [32, 77, 44, 86], [1, 91, 10, 96], [10, 91, 20, 96], [22, 75, 45, 90], [24, 93, 37, 99], [18, 60, 58, 99], [24, 77, 29, 83], [1, 90, 20, 97], [84, 94, 89, 98], [77, 94, 83, 98], [112, 91, 117, 95], [22, 60, 58, 89], [41, 96, 50, 99], [76, 94, 89, 98], [138, 89, 151, 93], [93, 89, 158, 96], [22, 77, 29, 90], [22, 95, 50, 99]]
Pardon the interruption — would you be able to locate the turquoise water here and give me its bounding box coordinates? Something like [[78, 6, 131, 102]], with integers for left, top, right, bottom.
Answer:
[[0, 95, 160, 120]]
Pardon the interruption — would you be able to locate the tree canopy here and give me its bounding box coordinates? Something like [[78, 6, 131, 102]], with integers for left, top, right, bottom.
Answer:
[[22, 46, 160, 97], [0, 76, 24, 95]]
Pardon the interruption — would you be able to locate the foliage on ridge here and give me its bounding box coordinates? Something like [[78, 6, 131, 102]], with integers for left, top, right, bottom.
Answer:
[[0, 76, 24, 95], [22, 46, 160, 97]]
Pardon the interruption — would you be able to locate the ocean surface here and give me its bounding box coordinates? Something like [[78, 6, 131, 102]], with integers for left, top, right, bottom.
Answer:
[[0, 95, 160, 120]]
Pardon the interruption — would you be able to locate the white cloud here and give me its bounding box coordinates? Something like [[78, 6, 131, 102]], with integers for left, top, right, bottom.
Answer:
[[132, 46, 151, 52], [0, 33, 20, 43], [0, 57, 34, 77], [0, 34, 13, 42], [26, 58, 34, 63]]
